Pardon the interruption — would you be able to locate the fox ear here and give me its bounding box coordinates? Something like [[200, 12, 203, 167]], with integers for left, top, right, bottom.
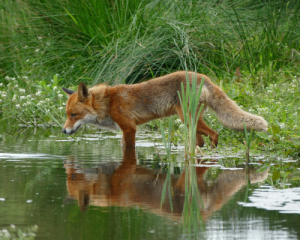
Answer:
[[62, 87, 75, 96], [77, 82, 90, 102]]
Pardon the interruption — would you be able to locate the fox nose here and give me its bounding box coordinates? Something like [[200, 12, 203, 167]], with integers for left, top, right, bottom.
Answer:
[[62, 129, 66, 134]]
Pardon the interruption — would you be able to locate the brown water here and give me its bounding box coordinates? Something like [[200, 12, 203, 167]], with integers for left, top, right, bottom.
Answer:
[[0, 127, 299, 240]]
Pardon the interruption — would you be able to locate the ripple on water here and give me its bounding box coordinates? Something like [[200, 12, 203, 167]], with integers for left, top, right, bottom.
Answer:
[[0, 153, 63, 160], [238, 185, 300, 214], [0, 153, 65, 162]]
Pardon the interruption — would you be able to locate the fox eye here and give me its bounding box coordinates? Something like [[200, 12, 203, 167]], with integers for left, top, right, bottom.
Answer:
[[71, 113, 77, 118]]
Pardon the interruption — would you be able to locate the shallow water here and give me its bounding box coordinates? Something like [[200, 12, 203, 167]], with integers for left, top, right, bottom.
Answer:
[[0, 128, 299, 240]]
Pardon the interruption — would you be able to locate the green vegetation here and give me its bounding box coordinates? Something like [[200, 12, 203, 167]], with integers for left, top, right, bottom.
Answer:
[[0, 0, 300, 156], [178, 70, 204, 158], [1, 0, 300, 82]]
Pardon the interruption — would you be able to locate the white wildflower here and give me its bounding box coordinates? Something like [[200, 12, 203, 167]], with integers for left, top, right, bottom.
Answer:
[[59, 106, 64, 110], [1, 229, 10, 238], [23, 76, 28, 80], [24, 45, 28, 49], [19, 89, 26, 93], [279, 123, 285, 129], [53, 86, 57, 90], [20, 96, 26, 100], [36, 91, 41, 96], [5, 76, 10, 80], [46, 42, 51, 46], [26, 59, 30, 62], [16, 104, 20, 108], [179, 124, 185, 130], [175, 119, 181, 124], [2, 93, 6, 98], [45, 98, 50, 102], [11, 77, 16, 81], [0, 83, 3, 87], [14, 84, 18, 88], [0, 99, 2, 103], [35, 49, 40, 53], [38, 36, 42, 40], [58, 94, 63, 98]]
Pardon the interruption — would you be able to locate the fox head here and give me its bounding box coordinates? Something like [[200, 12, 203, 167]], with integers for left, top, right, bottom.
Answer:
[[61, 82, 97, 135]]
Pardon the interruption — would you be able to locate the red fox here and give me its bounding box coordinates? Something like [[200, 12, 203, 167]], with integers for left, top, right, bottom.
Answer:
[[62, 71, 268, 147]]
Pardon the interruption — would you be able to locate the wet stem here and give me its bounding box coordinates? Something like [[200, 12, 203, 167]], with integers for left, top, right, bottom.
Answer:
[[243, 122, 253, 164]]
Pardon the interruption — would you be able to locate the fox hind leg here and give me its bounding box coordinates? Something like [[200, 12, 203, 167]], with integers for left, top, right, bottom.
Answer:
[[196, 117, 219, 148], [196, 133, 205, 147], [175, 106, 205, 148], [176, 106, 218, 148]]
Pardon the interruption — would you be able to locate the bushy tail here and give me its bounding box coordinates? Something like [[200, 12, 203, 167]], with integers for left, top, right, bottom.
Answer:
[[202, 81, 268, 132]]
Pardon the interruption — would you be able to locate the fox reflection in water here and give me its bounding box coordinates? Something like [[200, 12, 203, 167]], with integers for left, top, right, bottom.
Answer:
[[64, 148, 269, 219]]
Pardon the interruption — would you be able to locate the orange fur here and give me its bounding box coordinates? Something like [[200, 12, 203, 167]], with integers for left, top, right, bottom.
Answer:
[[62, 71, 268, 148]]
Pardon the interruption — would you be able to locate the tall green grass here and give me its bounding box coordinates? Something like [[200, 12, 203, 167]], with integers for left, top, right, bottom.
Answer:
[[1, 0, 300, 86], [178, 70, 204, 158]]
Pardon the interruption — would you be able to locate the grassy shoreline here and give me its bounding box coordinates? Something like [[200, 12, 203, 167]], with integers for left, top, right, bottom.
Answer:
[[0, 0, 300, 156], [1, 67, 300, 157]]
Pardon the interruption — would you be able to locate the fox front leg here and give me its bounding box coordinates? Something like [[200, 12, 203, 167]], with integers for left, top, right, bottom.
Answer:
[[121, 130, 136, 147]]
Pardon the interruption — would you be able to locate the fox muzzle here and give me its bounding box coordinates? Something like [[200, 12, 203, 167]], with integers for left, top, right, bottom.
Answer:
[[61, 127, 79, 135]]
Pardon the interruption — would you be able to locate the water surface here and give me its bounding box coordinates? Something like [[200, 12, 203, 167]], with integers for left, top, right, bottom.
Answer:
[[0, 128, 299, 239]]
